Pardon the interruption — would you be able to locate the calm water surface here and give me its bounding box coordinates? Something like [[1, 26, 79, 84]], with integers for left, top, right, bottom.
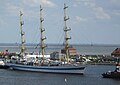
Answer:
[[0, 65, 120, 85]]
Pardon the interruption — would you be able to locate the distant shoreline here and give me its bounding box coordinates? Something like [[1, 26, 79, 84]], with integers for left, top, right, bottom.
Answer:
[[0, 43, 120, 47], [0, 43, 119, 55]]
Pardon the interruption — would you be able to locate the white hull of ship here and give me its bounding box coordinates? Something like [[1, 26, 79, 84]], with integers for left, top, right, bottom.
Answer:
[[7, 64, 85, 74]]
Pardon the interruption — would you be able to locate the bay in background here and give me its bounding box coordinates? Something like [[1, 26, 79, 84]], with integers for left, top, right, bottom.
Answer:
[[0, 43, 120, 55]]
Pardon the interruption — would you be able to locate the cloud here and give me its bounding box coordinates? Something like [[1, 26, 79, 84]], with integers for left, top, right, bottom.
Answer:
[[6, 3, 22, 16], [0, 16, 7, 29], [110, 0, 120, 4], [24, 10, 39, 19], [23, 0, 56, 7], [74, 0, 95, 7], [74, 0, 111, 19], [84, 1, 111, 19], [93, 7, 111, 19], [40, 0, 56, 7], [3, 0, 54, 26], [113, 10, 120, 16], [75, 16, 87, 23], [21, 0, 56, 19], [0, 19, 4, 25], [5, 1, 38, 20]]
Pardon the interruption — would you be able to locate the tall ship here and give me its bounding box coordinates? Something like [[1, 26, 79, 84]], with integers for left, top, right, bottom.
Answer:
[[6, 3, 85, 74]]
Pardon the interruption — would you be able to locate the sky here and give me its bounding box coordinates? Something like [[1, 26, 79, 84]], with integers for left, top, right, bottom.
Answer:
[[0, 0, 120, 45]]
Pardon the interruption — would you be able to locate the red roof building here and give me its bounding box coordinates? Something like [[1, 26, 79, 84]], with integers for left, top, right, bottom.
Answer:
[[68, 48, 77, 56], [61, 47, 77, 56], [111, 48, 120, 57]]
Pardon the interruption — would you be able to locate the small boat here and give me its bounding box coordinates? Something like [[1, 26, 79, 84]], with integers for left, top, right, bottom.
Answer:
[[6, 3, 85, 74], [102, 62, 120, 78]]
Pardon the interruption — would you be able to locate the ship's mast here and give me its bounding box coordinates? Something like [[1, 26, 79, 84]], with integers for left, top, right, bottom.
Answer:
[[64, 3, 71, 63], [20, 11, 25, 58], [40, 5, 46, 64]]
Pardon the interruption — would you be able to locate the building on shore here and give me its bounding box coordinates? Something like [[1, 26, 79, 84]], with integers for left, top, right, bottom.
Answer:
[[61, 47, 77, 57], [111, 48, 120, 57]]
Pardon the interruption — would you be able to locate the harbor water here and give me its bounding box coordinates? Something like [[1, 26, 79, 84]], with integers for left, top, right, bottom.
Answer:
[[0, 65, 120, 85]]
